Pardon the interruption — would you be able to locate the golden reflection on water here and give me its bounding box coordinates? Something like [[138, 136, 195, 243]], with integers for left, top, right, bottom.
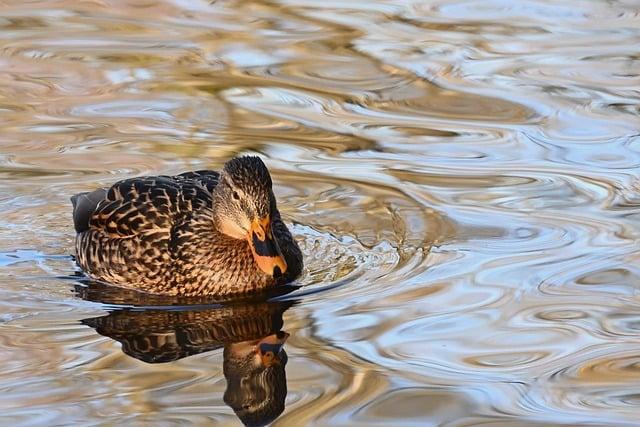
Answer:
[[1, 0, 640, 425]]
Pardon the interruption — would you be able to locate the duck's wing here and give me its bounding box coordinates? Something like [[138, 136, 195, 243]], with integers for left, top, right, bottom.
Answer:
[[71, 188, 108, 233], [174, 170, 220, 193], [81, 310, 225, 363], [73, 173, 217, 237], [81, 301, 292, 363]]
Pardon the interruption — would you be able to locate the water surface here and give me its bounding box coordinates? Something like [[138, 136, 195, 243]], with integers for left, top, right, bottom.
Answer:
[[1, 0, 640, 425]]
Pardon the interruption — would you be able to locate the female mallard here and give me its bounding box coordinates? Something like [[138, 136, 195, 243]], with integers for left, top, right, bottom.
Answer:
[[71, 156, 303, 297]]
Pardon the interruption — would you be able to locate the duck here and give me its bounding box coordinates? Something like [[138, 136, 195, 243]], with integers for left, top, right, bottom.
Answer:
[[83, 301, 292, 426], [71, 156, 303, 297]]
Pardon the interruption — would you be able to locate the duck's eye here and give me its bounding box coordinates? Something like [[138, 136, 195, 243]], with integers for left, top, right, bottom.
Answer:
[[232, 191, 240, 201]]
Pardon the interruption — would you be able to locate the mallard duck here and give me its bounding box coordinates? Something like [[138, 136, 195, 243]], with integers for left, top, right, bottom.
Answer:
[[83, 301, 291, 426], [82, 301, 292, 363], [71, 156, 303, 297]]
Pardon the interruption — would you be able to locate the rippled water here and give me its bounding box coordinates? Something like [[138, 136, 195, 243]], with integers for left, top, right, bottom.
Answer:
[[1, 0, 640, 425]]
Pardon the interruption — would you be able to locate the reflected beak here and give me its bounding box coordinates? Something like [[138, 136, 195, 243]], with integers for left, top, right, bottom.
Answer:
[[257, 331, 289, 367], [247, 215, 287, 277]]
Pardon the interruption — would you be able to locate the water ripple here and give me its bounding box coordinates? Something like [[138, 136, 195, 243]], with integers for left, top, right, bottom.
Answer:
[[1, 0, 640, 425]]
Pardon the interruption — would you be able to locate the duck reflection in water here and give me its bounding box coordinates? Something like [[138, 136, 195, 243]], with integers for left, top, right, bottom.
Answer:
[[80, 290, 292, 427]]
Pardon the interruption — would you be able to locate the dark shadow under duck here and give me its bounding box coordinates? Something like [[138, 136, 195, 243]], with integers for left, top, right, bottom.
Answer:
[[82, 300, 292, 427], [71, 156, 303, 297]]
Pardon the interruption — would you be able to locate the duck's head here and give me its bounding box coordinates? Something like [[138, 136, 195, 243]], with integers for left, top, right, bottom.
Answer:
[[213, 156, 287, 278], [223, 332, 289, 426]]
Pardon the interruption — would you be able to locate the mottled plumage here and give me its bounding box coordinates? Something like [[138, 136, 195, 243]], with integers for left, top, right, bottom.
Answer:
[[83, 301, 291, 426], [72, 157, 303, 297]]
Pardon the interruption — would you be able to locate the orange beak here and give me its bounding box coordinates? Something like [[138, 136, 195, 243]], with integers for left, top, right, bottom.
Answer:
[[256, 332, 289, 367], [247, 215, 287, 277]]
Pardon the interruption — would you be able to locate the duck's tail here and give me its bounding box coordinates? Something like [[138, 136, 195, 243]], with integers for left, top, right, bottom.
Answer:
[[71, 188, 107, 233]]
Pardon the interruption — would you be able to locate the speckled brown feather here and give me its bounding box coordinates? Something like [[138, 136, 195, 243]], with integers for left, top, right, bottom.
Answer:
[[82, 301, 291, 362], [73, 167, 303, 296], [82, 301, 291, 425]]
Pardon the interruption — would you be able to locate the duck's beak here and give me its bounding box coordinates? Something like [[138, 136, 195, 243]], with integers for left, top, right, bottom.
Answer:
[[247, 215, 287, 277], [256, 331, 289, 367]]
